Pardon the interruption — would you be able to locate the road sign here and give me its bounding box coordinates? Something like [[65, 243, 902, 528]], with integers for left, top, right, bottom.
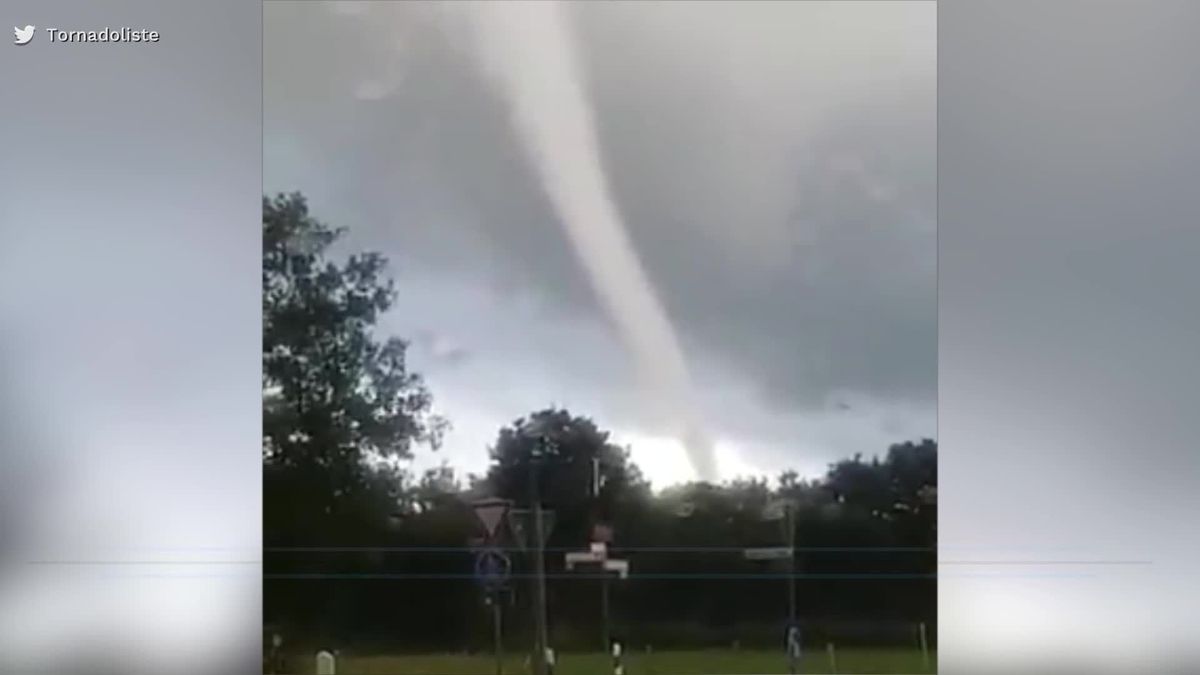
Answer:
[[592, 523, 614, 543], [565, 545, 629, 579], [565, 550, 604, 569], [603, 559, 629, 579], [744, 547, 794, 561], [508, 512, 527, 550], [472, 498, 512, 539], [474, 548, 512, 590], [508, 508, 555, 550]]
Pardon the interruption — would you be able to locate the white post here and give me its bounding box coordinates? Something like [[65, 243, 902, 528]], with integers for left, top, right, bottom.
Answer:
[[316, 649, 336, 675], [826, 642, 837, 674], [266, 634, 284, 674], [919, 622, 930, 672]]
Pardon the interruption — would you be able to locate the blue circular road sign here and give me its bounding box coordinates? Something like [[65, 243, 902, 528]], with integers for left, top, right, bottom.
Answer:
[[474, 548, 511, 590]]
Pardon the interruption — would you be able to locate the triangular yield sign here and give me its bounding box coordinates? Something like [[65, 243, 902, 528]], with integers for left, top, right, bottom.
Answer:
[[472, 498, 510, 539]]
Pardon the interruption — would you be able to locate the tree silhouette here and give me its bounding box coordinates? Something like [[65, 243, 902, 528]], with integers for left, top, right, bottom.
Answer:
[[262, 192, 446, 543]]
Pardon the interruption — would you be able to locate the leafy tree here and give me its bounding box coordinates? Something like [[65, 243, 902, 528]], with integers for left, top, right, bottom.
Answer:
[[485, 408, 649, 536], [262, 192, 446, 541], [882, 439, 937, 545]]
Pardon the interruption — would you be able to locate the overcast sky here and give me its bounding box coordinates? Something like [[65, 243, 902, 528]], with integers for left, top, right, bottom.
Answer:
[[264, 1, 936, 487]]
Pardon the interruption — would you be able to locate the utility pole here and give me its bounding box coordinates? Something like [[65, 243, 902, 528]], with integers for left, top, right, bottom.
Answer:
[[601, 573, 611, 653], [752, 497, 800, 657], [592, 455, 611, 653], [786, 502, 797, 627], [530, 438, 550, 675]]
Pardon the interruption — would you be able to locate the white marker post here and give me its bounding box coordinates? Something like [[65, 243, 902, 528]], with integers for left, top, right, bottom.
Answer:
[[316, 649, 336, 675], [919, 622, 930, 672], [265, 634, 284, 674], [565, 542, 628, 653], [785, 625, 802, 675]]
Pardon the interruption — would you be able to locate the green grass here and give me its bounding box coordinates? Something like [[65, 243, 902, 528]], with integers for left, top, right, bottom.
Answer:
[[285, 648, 934, 674]]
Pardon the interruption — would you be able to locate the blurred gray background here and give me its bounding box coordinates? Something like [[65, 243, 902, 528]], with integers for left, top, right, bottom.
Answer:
[[0, 1, 260, 674], [940, 1, 1200, 672]]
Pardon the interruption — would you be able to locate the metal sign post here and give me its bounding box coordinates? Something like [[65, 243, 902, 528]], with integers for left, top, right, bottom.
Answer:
[[786, 503, 797, 628], [474, 552, 511, 675], [601, 572, 611, 653], [471, 498, 514, 675], [762, 499, 799, 629], [565, 540, 629, 653], [486, 593, 504, 675], [531, 478, 549, 675]]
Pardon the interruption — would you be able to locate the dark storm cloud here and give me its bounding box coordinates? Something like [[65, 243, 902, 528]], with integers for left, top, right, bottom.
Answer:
[[266, 1, 934, 412]]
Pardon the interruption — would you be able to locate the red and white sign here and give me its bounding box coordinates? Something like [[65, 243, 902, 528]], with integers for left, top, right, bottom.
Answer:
[[592, 523, 614, 543], [471, 498, 511, 539]]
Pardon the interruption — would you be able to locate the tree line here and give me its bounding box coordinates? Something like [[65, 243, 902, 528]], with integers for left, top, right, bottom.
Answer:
[[262, 192, 936, 654]]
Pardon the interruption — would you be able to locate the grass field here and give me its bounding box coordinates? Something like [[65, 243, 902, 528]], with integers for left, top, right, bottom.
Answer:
[[283, 648, 934, 674]]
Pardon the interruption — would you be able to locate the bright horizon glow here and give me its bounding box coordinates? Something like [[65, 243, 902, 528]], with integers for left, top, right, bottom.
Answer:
[[616, 432, 769, 489], [408, 419, 778, 492]]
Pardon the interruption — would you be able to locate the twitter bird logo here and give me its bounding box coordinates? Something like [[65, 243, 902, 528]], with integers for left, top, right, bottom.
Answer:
[[14, 25, 35, 45]]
